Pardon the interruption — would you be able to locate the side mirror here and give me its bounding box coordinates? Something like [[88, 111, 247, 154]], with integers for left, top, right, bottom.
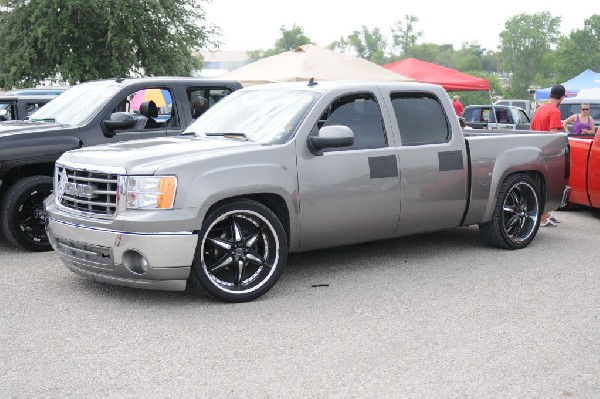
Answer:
[[101, 112, 135, 138], [307, 125, 354, 155]]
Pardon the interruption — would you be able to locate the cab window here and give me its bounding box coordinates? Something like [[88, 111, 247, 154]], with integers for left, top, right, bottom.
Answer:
[[391, 92, 451, 145], [112, 87, 178, 130], [311, 93, 387, 150]]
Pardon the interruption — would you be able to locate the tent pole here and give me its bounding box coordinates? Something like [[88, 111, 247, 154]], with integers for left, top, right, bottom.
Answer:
[[488, 90, 498, 129]]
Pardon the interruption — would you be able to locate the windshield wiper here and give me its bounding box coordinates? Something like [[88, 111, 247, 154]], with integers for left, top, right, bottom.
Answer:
[[180, 131, 195, 136], [30, 118, 56, 123], [205, 132, 252, 141]]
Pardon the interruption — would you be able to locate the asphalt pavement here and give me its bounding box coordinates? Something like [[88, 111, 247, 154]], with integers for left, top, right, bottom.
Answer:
[[1, 206, 599, 398]]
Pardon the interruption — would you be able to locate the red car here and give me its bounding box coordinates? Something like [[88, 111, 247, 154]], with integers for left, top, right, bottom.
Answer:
[[567, 132, 600, 208]]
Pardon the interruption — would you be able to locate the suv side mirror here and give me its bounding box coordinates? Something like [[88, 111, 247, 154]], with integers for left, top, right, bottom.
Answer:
[[307, 125, 354, 155], [101, 112, 135, 138]]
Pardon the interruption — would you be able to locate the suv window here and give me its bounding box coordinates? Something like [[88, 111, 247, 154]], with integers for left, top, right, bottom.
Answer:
[[313, 93, 387, 150], [187, 87, 234, 120], [391, 92, 450, 145], [0, 103, 15, 121], [559, 102, 600, 121]]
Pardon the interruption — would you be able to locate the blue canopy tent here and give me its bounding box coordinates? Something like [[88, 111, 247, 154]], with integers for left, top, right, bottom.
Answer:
[[535, 69, 600, 100]]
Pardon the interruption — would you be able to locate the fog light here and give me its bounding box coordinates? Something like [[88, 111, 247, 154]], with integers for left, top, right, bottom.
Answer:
[[122, 250, 149, 275]]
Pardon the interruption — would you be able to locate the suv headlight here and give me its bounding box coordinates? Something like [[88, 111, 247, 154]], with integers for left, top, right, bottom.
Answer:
[[125, 176, 177, 209]]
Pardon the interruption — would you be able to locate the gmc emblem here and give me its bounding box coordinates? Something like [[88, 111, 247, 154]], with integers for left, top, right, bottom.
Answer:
[[63, 182, 95, 199]]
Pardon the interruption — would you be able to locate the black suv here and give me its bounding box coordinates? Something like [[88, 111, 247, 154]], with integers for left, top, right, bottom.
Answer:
[[0, 94, 59, 121], [0, 76, 242, 251]]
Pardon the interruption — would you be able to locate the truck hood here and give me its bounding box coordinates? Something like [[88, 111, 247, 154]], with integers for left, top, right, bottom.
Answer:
[[61, 136, 263, 173], [0, 120, 64, 137]]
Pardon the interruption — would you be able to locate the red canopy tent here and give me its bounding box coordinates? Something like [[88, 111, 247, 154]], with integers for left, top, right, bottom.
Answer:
[[383, 58, 489, 91]]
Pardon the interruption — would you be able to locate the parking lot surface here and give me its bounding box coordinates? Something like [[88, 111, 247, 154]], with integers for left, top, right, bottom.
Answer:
[[1, 206, 599, 398]]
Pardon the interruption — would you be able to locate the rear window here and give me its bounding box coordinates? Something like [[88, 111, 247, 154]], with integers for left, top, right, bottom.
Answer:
[[511, 101, 528, 110], [559, 102, 600, 121]]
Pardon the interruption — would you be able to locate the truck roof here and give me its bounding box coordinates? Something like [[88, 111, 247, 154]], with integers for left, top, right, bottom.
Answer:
[[80, 76, 243, 88], [0, 94, 59, 101], [241, 80, 448, 95]]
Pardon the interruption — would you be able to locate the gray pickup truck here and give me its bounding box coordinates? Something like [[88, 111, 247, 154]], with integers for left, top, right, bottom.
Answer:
[[45, 81, 570, 302]]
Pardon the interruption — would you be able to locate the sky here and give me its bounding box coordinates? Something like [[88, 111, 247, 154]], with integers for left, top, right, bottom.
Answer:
[[204, 0, 582, 52]]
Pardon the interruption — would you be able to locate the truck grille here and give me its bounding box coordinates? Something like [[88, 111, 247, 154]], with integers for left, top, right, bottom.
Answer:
[[55, 165, 119, 216]]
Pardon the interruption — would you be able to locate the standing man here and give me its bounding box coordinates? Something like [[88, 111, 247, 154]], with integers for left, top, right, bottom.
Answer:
[[531, 84, 566, 227], [452, 95, 463, 116]]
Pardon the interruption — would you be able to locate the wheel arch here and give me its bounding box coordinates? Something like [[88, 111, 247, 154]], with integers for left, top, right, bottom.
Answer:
[[0, 162, 55, 197], [482, 169, 546, 223], [202, 193, 291, 247]]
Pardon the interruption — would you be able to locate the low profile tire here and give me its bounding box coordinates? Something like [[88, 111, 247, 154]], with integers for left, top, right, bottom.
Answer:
[[1, 176, 53, 252], [479, 173, 541, 249], [188, 199, 288, 302]]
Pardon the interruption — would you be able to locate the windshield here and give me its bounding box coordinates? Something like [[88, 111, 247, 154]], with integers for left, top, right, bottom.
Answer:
[[184, 89, 321, 144], [29, 84, 121, 125]]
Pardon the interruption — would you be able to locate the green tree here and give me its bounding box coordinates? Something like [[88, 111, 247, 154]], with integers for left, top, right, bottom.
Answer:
[[553, 14, 600, 82], [481, 50, 501, 73], [499, 12, 561, 98], [405, 43, 442, 64], [247, 24, 311, 62], [330, 26, 387, 64], [391, 15, 422, 56], [0, 0, 216, 88], [454, 42, 484, 72]]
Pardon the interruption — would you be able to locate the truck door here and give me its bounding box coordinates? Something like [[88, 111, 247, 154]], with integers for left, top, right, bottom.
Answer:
[[386, 91, 469, 235], [89, 86, 182, 146], [296, 92, 401, 250]]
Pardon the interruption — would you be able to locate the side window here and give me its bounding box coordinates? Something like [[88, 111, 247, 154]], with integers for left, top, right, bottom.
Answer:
[[559, 103, 580, 120], [112, 87, 178, 130], [312, 93, 387, 150], [517, 110, 530, 123], [514, 101, 528, 110], [590, 104, 600, 121], [0, 104, 15, 120], [25, 102, 45, 116], [187, 87, 234, 120], [391, 92, 451, 146], [463, 108, 480, 123], [496, 109, 510, 123]]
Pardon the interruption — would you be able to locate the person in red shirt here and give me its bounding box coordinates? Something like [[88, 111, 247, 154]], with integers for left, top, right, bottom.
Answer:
[[451, 95, 463, 116], [531, 84, 566, 226]]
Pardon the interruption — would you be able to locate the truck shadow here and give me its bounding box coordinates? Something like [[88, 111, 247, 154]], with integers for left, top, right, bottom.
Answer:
[[47, 213, 598, 306], [65, 225, 485, 305]]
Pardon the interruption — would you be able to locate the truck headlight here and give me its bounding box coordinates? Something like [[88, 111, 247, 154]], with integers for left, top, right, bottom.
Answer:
[[125, 176, 177, 209]]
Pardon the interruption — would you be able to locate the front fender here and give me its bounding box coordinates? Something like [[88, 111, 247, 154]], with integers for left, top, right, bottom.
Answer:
[[0, 135, 81, 162], [191, 163, 299, 244]]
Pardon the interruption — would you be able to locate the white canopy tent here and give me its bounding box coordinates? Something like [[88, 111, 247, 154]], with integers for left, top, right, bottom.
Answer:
[[218, 44, 413, 86]]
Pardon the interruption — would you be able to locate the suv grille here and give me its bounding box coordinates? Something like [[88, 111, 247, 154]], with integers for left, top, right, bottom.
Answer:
[[56, 165, 118, 216]]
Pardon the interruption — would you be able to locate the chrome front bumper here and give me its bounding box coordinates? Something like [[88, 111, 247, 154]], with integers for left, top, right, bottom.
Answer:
[[47, 217, 198, 291]]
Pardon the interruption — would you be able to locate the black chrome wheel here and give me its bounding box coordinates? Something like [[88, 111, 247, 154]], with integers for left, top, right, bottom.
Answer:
[[1, 176, 53, 251], [502, 181, 539, 244], [189, 200, 287, 302], [479, 174, 541, 249]]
